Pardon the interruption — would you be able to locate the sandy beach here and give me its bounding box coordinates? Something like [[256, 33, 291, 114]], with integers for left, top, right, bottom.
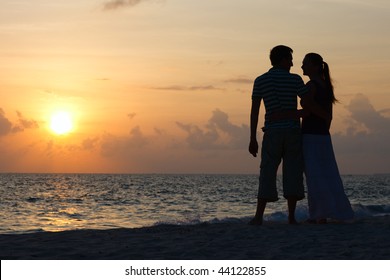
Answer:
[[0, 216, 389, 260]]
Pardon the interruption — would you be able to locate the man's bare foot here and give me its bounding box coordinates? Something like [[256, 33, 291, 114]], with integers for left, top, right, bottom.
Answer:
[[248, 217, 263, 225], [288, 217, 299, 225]]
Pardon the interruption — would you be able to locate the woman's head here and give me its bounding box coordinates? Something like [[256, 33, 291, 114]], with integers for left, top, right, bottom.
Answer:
[[302, 53, 324, 76], [302, 53, 337, 103]]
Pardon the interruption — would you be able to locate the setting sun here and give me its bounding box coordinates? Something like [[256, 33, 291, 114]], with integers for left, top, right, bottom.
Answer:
[[50, 111, 73, 135]]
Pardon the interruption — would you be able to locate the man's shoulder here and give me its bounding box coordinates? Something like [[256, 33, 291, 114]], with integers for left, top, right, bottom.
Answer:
[[255, 71, 269, 79], [254, 71, 272, 83], [254, 69, 304, 85], [288, 72, 305, 81]]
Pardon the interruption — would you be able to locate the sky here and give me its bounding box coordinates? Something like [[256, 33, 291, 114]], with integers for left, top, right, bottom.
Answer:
[[0, 0, 389, 174]]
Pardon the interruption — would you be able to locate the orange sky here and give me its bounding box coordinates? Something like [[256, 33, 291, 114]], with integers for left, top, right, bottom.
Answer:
[[1, 0, 389, 174]]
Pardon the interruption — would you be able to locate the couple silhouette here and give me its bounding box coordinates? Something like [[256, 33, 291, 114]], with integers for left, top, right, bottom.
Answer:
[[249, 45, 354, 225]]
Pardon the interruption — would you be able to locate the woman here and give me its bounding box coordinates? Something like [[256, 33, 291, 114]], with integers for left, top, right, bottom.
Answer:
[[269, 53, 354, 223], [300, 53, 354, 223]]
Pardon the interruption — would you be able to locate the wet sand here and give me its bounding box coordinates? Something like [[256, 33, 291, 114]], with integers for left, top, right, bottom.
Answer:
[[1, 216, 389, 260]]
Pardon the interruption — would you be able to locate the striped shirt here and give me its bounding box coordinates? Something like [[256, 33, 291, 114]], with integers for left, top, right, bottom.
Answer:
[[252, 68, 308, 129]]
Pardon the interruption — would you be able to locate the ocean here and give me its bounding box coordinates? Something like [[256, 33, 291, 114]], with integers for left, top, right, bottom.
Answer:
[[0, 173, 389, 234]]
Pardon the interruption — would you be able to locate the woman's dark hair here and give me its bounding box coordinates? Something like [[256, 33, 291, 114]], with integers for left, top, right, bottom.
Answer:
[[270, 45, 293, 66], [305, 53, 337, 104]]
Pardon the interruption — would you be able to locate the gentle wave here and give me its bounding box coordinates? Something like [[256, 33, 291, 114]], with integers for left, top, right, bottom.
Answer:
[[0, 174, 389, 234]]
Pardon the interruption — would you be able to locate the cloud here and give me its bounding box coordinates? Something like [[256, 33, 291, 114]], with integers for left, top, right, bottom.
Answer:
[[0, 109, 38, 136], [378, 108, 390, 115], [176, 122, 219, 150], [82, 137, 100, 150], [332, 93, 390, 173], [224, 77, 253, 84], [94, 110, 252, 173], [127, 113, 137, 120], [12, 111, 39, 133], [102, 0, 151, 11], [0, 109, 13, 136], [177, 109, 248, 150], [98, 125, 181, 173], [101, 126, 149, 157], [152, 85, 225, 91], [344, 93, 389, 133]]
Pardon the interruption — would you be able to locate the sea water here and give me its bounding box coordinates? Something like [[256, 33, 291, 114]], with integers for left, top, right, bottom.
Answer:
[[0, 173, 389, 234]]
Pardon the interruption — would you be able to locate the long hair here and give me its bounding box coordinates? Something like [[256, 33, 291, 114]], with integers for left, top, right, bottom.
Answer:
[[305, 53, 337, 104]]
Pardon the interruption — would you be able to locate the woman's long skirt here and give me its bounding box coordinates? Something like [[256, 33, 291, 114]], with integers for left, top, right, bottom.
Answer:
[[303, 134, 354, 220]]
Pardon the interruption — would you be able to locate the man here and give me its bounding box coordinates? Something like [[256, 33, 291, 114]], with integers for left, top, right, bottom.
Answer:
[[249, 45, 307, 225]]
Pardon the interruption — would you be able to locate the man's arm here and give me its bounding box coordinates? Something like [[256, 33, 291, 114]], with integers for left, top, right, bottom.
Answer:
[[249, 98, 261, 157]]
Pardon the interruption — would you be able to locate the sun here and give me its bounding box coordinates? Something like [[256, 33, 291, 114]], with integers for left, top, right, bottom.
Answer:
[[50, 111, 73, 135]]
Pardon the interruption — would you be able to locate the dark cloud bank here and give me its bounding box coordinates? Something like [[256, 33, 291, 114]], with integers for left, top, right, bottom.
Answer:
[[1, 93, 388, 174]]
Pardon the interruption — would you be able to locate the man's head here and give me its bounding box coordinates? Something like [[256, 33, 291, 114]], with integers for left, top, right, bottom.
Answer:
[[269, 45, 293, 70]]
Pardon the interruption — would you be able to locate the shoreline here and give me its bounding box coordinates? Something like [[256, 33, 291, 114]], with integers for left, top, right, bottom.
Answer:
[[1, 216, 389, 260]]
